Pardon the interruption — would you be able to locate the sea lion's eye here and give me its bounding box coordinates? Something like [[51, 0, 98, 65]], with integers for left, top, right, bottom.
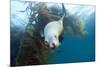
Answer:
[[54, 35, 56, 38], [54, 35, 57, 39], [44, 41, 48, 45], [44, 41, 49, 48]]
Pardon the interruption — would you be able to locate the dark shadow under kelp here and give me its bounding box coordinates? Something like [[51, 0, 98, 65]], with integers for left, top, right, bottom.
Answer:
[[11, 2, 87, 66]]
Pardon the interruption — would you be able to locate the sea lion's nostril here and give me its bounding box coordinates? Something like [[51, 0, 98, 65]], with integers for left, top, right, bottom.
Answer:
[[52, 43, 55, 46], [51, 43, 56, 49]]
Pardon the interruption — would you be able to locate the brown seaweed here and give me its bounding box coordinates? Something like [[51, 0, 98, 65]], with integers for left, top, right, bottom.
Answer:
[[15, 2, 60, 66]]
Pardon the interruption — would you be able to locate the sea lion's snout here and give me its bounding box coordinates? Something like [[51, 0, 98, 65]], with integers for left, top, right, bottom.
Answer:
[[44, 40, 58, 49], [50, 43, 56, 49]]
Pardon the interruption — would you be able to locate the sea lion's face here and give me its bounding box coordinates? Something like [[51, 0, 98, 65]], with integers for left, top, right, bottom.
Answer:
[[45, 35, 60, 49]]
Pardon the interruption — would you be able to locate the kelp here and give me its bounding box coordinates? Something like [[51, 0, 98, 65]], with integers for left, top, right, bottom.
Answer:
[[15, 2, 61, 66], [64, 15, 87, 37]]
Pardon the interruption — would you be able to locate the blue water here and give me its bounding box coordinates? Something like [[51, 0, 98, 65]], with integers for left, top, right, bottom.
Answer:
[[45, 13, 95, 64]]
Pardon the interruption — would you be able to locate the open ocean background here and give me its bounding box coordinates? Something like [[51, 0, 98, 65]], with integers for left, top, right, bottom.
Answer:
[[44, 12, 95, 64]]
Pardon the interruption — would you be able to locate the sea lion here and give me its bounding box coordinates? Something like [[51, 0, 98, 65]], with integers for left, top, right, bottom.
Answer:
[[43, 3, 66, 49], [44, 15, 64, 49]]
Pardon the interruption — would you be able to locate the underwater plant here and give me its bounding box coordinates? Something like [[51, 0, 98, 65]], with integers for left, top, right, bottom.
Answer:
[[64, 15, 87, 36], [15, 2, 62, 66]]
